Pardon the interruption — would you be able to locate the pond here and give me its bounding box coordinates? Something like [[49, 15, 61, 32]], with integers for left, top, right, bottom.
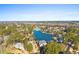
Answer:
[[33, 27, 53, 42]]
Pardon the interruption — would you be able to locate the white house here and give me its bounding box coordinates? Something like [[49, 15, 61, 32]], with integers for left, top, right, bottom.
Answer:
[[13, 42, 25, 50]]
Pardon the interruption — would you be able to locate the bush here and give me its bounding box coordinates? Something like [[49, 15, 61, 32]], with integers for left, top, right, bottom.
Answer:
[[45, 42, 62, 54], [26, 43, 33, 52]]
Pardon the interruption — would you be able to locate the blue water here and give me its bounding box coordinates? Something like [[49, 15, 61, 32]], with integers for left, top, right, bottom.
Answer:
[[33, 30, 53, 42]]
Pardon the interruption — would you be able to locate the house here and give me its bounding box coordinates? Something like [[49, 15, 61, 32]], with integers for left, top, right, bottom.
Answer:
[[39, 40, 47, 47], [13, 42, 25, 50]]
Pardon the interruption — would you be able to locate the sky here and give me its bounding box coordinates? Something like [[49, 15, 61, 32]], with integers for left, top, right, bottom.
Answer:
[[0, 4, 79, 21]]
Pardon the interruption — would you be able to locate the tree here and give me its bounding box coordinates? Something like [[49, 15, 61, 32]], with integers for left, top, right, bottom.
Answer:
[[45, 42, 62, 54], [23, 38, 28, 50], [5, 31, 25, 45], [26, 43, 33, 52], [27, 25, 33, 34], [63, 28, 79, 44], [0, 24, 6, 35]]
